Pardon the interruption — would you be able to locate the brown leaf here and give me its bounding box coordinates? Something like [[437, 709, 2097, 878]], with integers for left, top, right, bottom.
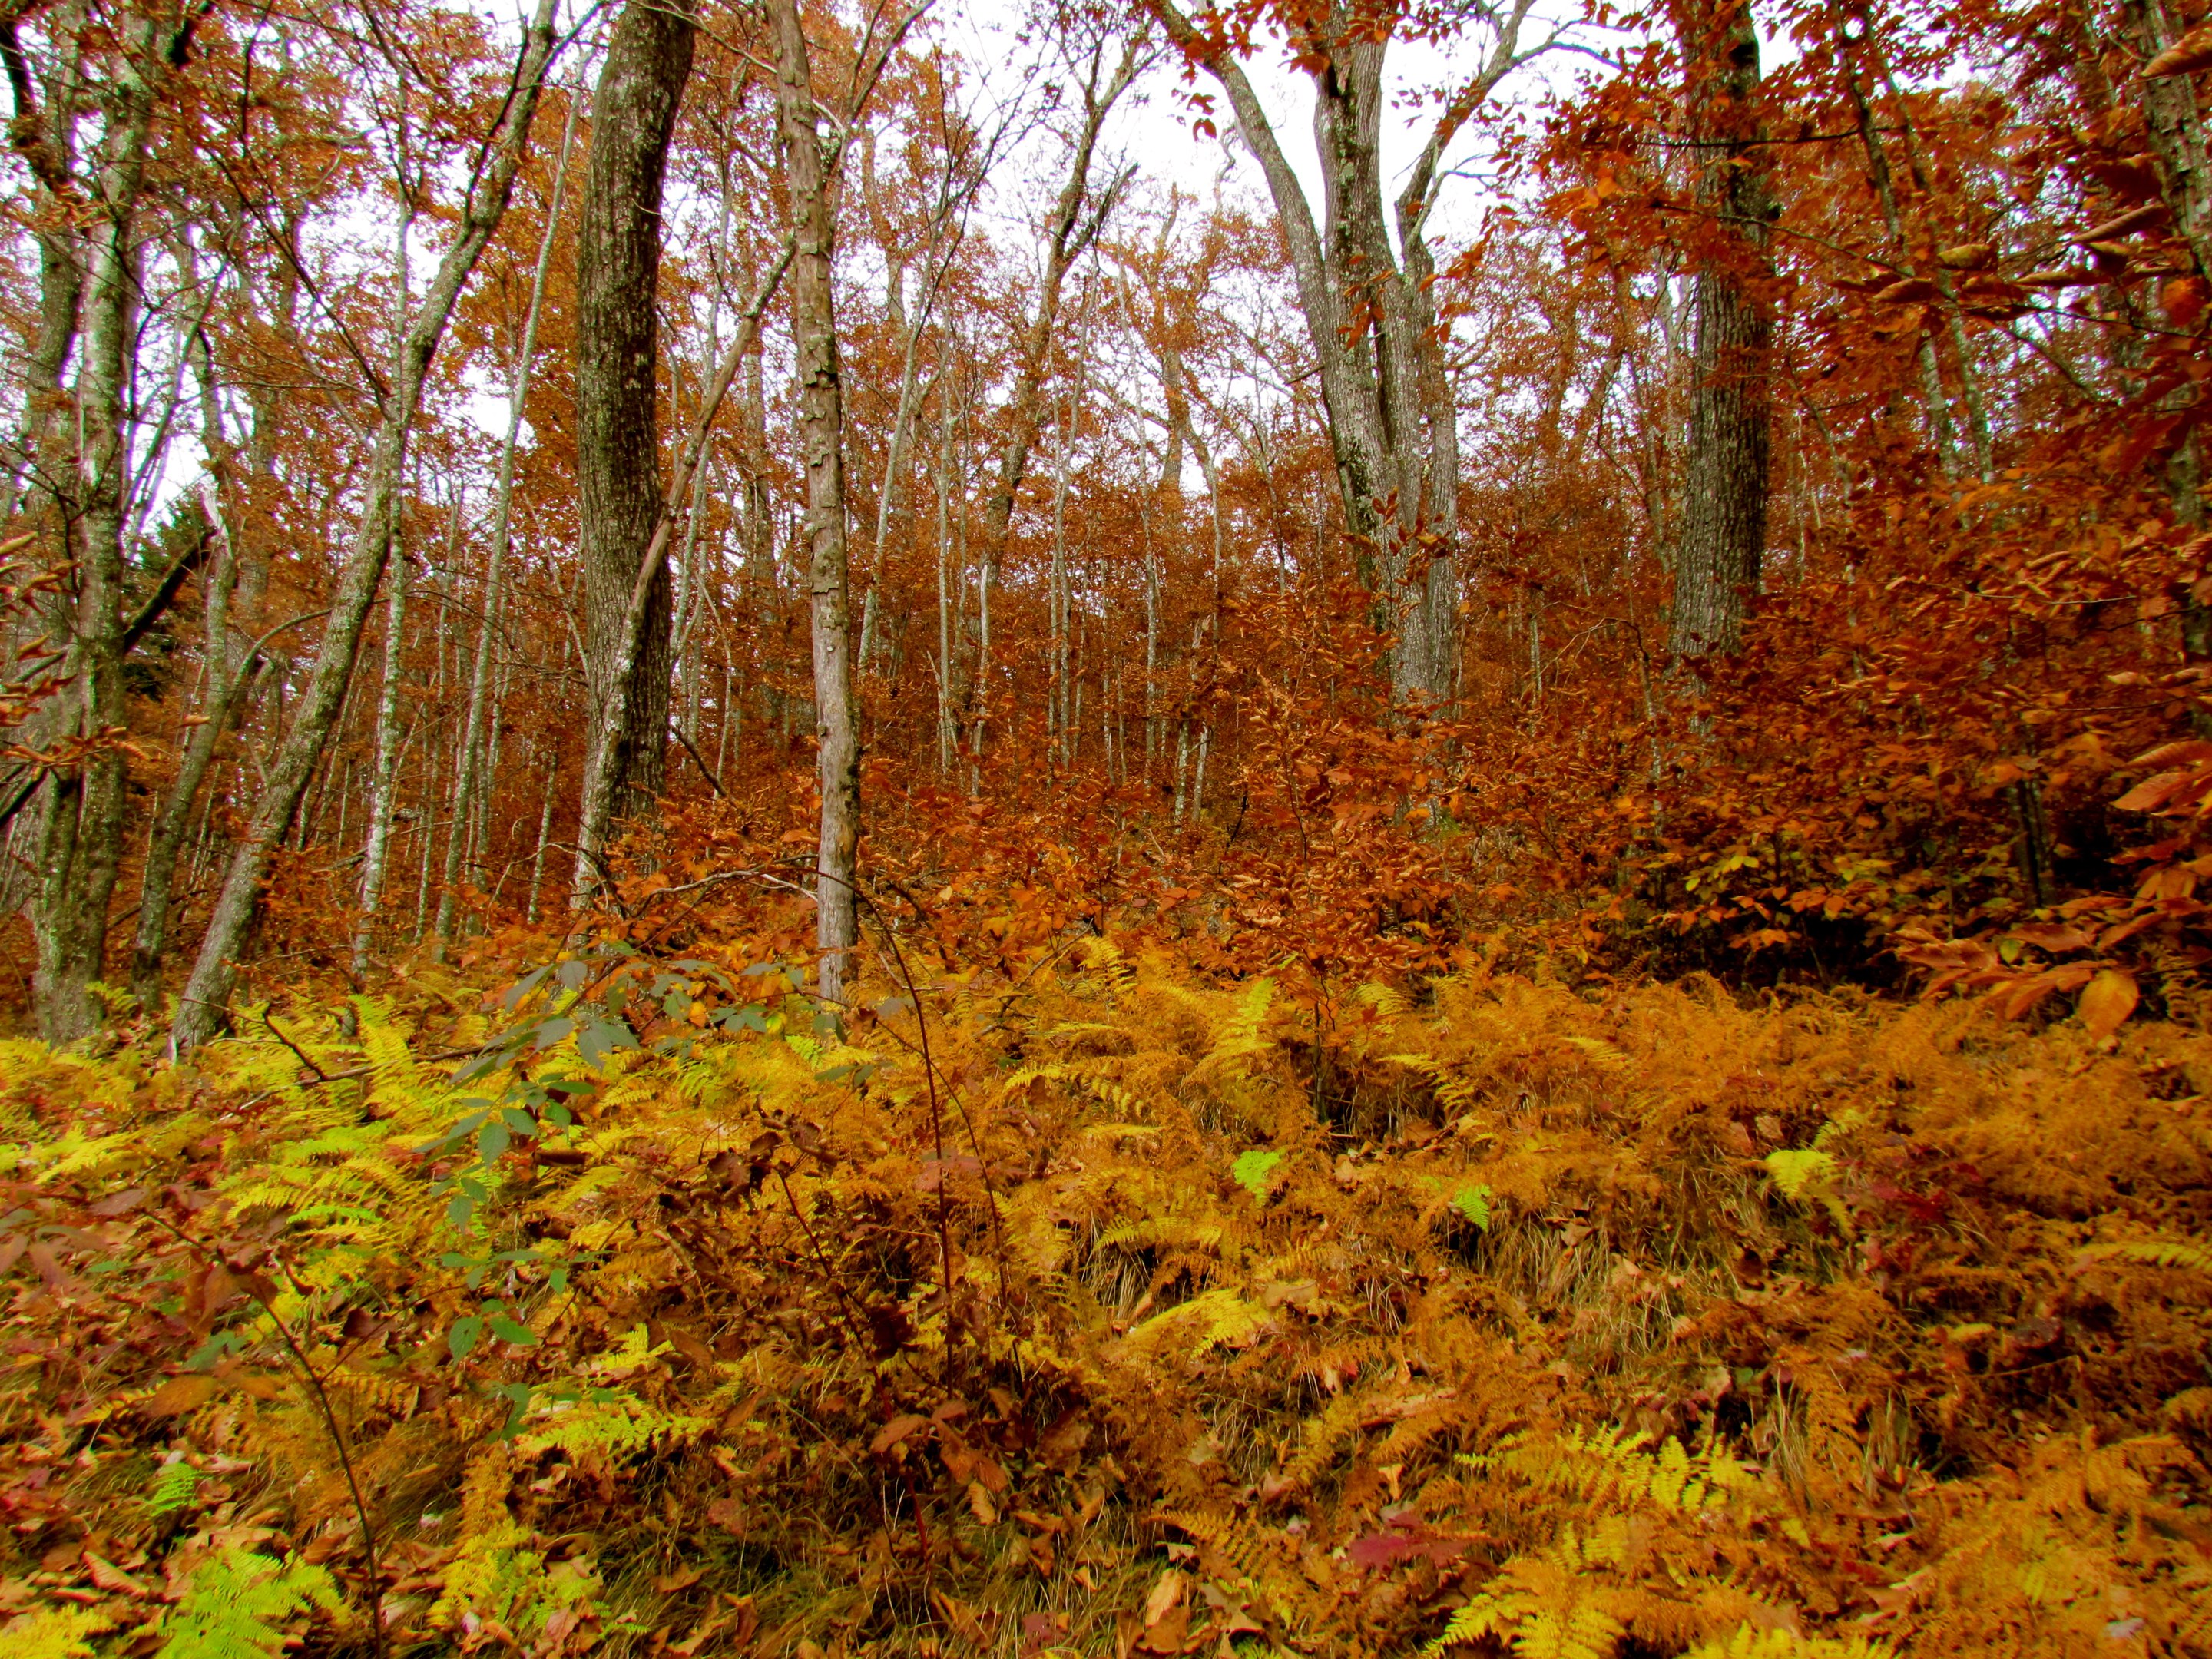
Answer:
[[965, 1480, 998, 1525], [868, 1413, 929, 1456], [1144, 1569, 1184, 1628], [2077, 202, 2168, 243], [144, 1375, 218, 1416], [1935, 242, 1995, 270], [2145, 25, 2212, 77], [1873, 277, 1941, 306], [2077, 969, 2140, 1038], [84, 1555, 151, 1598]]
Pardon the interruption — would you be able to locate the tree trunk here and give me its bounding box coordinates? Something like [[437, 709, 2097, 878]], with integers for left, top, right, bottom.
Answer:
[[438, 72, 582, 951], [132, 476, 240, 1004], [770, 0, 860, 1002], [575, 0, 695, 846], [171, 0, 562, 1053], [1140, 0, 1525, 707], [34, 4, 174, 1042], [1668, 0, 1773, 665]]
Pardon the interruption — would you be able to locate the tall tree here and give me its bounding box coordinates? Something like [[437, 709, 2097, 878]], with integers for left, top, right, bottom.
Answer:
[[30, 0, 190, 1041], [770, 0, 859, 1000], [575, 0, 697, 849], [171, 0, 565, 1053], [1667, 0, 1773, 664], [1140, 0, 1545, 707]]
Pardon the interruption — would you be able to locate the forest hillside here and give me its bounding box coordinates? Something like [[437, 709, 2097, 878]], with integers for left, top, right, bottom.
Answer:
[[2, 0, 2211, 1651]]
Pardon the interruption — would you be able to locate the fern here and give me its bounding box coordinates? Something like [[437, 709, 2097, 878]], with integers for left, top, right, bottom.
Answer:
[[157, 1547, 340, 1659], [6, 1608, 114, 1659], [1232, 1147, 1286, 1199], [1424, 1540, 1626, 1657], [1123, 1286, 1273, 1359], [1684, 1628, 1896, 1659], [514, 1389, 707, 1460], [144, 1457, 200, 1518], [2078, 1238, 2212, 1273]]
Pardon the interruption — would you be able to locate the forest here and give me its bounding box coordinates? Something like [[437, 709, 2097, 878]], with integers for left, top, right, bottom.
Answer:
[[2, 0, 2212, 1649]]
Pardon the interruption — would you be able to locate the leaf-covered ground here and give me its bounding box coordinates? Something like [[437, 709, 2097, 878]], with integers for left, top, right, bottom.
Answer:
[[2, 942, 2209, 1657]]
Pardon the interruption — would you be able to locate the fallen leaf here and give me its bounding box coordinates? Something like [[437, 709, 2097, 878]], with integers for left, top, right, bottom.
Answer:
[[2078, 969, 2140, 1038], [1144, 1568, 1184, 1628]]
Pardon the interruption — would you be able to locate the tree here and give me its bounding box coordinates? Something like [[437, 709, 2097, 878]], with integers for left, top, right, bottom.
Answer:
[[171, 0, 565, 1053], [1667, 0, 1773, 665], [769, 0, 861, 1000], [1139, 0, 1550, 707], [575, 0, 697, 859], [27, 0, 190, 1041]]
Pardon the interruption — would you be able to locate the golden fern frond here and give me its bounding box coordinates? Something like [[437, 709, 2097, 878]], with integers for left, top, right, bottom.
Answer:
[[1121, 1286, 1273, 1359], [1684, 1627, 1897, 1658], [1354, 982, 1412, 1020], [1284, 1391, 1366, 1486], [2078, 1238, 2212, 1273], [1387, 1051, 1482, 1117]]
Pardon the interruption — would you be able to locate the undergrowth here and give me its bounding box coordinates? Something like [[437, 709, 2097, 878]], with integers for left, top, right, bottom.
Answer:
[[1, 942, 2208, 1656]]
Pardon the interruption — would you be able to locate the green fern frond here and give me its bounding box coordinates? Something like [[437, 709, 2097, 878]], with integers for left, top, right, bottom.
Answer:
[[157, 1546, 341, 1659], [145, 1458, 201, 1518], [513, 1389, 706, 1460]]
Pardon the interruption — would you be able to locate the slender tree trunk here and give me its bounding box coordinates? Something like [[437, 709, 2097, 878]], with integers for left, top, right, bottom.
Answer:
[[352, 541, 409, 976], [771, 0, 859, 1001], [131, 477, 240, 1004], [575, 0, 696, 852], [171, 0, 562, 1052], [935, 340, 956, 776], [1669, 0, 1773, 666], [437, 71, 582, 950]]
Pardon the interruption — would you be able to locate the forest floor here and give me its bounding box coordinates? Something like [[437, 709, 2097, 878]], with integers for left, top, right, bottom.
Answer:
[[1, 934, 2209, 1657]]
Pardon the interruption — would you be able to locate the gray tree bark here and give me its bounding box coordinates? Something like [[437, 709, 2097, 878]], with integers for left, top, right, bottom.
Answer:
[[770, 0, 860, 1002], [171, 0, 564, 1052], [1141, 0, 1535, 707], [33, 0, 179, 1041], [438, 75, 583, 952], [575, 0, 695, 843]]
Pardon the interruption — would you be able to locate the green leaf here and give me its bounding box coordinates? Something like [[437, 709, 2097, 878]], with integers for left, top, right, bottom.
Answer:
[[478, 1122, 511, 1163], [488, 1316, 537, 1347], [1451, 1184, 1493, 1230], [1232, 1147, 1286, 1200], [578, 1017, 637, 1068], [449, 1316, 483, 1360], [1762, 1147, 1837, 1198]]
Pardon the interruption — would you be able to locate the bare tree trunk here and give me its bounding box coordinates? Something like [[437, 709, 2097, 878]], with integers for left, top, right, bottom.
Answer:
[[1669, 0, 1773, 666], [30, 2, 184, 1041], [352, 538, 409, 976], [1141, 0, 1529, 707], [438, 70, 582, 950], [965, 37, 1137, 766], [171, 0, 562, 1052], [935, 338, 957, 775], [132, 476, 238, 1004], [575, 0, 696, 849], [772, 0, 859, 1001]]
